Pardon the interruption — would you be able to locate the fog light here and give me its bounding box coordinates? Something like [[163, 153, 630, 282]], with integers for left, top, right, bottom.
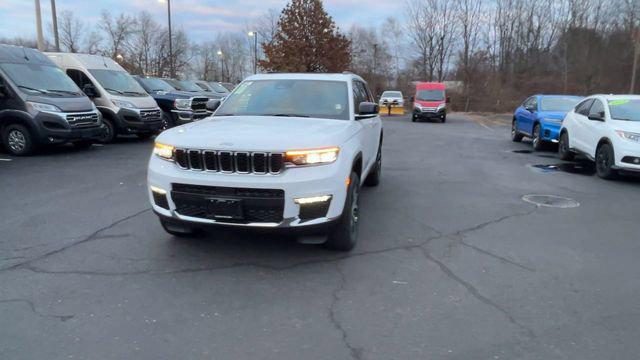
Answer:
[[294, 195, 332, 204], [150, 186, 169, 209]]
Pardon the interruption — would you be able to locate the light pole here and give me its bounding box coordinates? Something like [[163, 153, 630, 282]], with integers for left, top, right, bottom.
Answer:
[[158, 0, 173, 78], [34, 0, 45, 51], [248, 31, 258, 74], [50, 0, 60, 51], [217, 50, 225, 82]]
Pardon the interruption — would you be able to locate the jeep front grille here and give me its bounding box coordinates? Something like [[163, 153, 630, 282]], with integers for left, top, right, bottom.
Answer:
[[174, 149, 285, 174]]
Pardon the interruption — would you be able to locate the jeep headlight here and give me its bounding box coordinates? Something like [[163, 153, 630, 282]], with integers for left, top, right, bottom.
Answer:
[[112, 99, 137, 109], [153, 142, 175, 161], [174, 98, 191, 110], [285, 147, 339, 166], [26, 101, 62, 114], [616, 130, 640, 143]]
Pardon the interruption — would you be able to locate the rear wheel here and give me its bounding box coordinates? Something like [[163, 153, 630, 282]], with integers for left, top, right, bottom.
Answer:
[[98, 118, 116, 143], [532, 124, 544, 151], [595, 143, 618, 180], [161, 111, 174, 130], [3, 124, 35, 156], [558, 132, 574, 161], [325, 171, 360, 251], [511, 120, 524, 142], [441, 114, 446, 123]]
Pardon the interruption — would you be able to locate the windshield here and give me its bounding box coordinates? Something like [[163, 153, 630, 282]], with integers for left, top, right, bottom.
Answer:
[[540, 97, 582, 112], [416, 89, 444, 101], [208, 82, 230, 93], [0, 63, 82, 96], [139, 77, 175, 92], [215, 79, 349, 120], [608, 99, 640, 122], [88, 69, 146, 96], [170, 80, 203, 92], [382, 91, 402, 98]]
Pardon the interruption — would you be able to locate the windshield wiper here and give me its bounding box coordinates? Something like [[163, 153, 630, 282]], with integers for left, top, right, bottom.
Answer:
[[265, 113, 310, 118], [103, 87, 124, 95], [214, 113, 234, 116], [47, 89, 81, 96], [18, 85, 49, 94], [124, 91, 145, 96]]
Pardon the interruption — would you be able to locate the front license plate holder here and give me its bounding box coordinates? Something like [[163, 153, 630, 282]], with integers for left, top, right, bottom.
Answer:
[[207, 198, 244, 220]]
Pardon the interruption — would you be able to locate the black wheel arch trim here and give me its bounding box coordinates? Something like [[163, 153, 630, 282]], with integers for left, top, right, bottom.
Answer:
[[0, 110, 40, 138]]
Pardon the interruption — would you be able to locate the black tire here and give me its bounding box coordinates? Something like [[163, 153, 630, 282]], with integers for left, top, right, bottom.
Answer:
[[558, 131, 574, 161], [511, 120, 524, 142], [3, 124, 35, 156], [412, 114, 417, 122], [72, 140, 94, 149], [364, 143, 382, 187], [160, 219, 201, 238], [98, 118, 116, 143], [441, 114, 446, 123], [136, 133, 153, 140], [161, 111, 174, 130], [325, 171, 360, 252], [532, 123, 544, 151], [595, 143, 618, 180]]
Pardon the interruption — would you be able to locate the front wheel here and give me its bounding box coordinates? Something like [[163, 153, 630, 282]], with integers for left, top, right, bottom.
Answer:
[[325, 171, 360, 252], [532, 124, 544, 151], [511, 120, 524, 142], [98, 118, 116, 143], [558, 132, 574, 161], [412, 114, 417, 122], [595, 143, 618, 180], [3, 124, 35, 156]]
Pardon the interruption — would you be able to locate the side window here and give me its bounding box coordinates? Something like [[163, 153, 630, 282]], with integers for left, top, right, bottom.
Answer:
[[362, 82, 374, 103], [66, 69, 93, 89], [352, 81, 367, 114], [589, 99, 605, 118], [575, 99, 594, 116], [524, 97, 537, 110]]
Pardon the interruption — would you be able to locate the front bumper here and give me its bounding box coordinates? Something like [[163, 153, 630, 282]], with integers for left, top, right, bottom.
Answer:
[[540, 122, 562, 142], [613, 141, 640, 173], [34, 110, 105, 144], [147, 155, 348, 229], [115, 107, 163, 134], [171, 109, 211, 125], [413, 108, 445, 119]]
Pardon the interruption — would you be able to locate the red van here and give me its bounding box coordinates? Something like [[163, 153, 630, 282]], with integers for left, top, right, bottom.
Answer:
[[411, 82, 449, 123]]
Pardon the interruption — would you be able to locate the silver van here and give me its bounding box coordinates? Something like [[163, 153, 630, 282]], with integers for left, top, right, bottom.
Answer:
[[46, 53, 162, 142]]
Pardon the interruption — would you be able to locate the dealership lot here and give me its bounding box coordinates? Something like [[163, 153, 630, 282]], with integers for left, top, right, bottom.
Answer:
[[1, 113, 640, 359]]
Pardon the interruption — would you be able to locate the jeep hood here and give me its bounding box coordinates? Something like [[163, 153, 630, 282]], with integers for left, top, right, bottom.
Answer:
[[157, 115, 359, 151]]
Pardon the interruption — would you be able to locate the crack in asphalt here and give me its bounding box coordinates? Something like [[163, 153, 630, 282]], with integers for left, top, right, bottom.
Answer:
[[328, 263, 364, 360], [417, 246, 536, 339], [0, 208, 151, 272], [459, 240, 535, 272], [0, 299, 74, 322]]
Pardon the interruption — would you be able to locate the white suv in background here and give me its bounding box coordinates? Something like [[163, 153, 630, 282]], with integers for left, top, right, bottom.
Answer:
[[559, 95, 640, 179], [148, 73, 383, 251]]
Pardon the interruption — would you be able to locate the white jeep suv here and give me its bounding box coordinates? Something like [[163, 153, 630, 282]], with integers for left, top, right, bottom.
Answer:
[[559, 95, 640, 179], [148, 73, 383, 251]]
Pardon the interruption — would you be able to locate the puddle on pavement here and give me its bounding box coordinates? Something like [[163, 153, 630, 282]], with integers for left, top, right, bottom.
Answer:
[[530, 163, 596, 176]]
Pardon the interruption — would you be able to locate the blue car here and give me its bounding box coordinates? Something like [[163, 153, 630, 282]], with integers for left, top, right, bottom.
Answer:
[[511, 95, 583, 150]]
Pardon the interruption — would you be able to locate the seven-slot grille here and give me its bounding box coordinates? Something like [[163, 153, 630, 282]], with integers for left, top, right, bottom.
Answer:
[[140, 109, 162, 122], [174, 149, 285, 174], [191, 97, 209, 112], [66, 112, 100, 128]]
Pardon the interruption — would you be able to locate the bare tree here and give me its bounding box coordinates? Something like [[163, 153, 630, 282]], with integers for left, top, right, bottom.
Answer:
[[56, 10, 83, 53], [99, 11, 136, 59]]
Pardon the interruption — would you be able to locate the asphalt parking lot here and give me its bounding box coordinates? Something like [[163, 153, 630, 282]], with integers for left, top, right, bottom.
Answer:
[[1, 113, 640, 360]]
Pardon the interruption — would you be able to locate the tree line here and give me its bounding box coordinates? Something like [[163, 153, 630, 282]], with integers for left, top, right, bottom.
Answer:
[[1, 0, 639, 112]]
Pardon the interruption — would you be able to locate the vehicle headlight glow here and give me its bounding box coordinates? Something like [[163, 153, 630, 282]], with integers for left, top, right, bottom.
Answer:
[[153, 142, 175, 161], [294, 195, 332, 204], [174, 98, 191, 110], [285, 147, 339, 166], [26, 101, 62, 113], [616, 130, 640, 143], [112, 99, 137, 109]]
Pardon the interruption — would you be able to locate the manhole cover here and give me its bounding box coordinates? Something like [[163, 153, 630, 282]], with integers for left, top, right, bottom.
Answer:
[[522, 194, 580, 208]]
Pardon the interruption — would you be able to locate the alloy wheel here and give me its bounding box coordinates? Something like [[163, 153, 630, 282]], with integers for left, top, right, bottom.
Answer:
[[7, 129, 26, 153]]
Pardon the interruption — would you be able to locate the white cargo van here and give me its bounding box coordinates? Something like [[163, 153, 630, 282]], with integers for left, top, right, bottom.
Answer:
[[46, 53, 162, 142]]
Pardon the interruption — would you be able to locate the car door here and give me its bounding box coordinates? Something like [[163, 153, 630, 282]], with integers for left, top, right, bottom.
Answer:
[[352, 80, 376, 171], [582, 98, 607, 157], [516, 97, 536, 135], [571, 99, 594, 152]]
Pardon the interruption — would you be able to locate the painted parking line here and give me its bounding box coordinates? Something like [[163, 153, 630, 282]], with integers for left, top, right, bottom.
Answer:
[[0, 158, 13, 162], [477, 122, 495, 132]]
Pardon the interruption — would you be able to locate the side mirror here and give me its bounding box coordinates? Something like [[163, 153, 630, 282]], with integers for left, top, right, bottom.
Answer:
[[358, 101, 379, 117], [83, 84, 97, 98], [446, 96, 451, 104], [588, 112, 605, 121], [206, 99, 221, 112], [409, 96, 415, 102], [525, 105, 536, 112]]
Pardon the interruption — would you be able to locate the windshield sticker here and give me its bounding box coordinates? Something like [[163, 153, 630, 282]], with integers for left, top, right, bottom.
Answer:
[[335, 104, 342, 111], [234, 82, 251, 94], [609, 100, 630, 106]]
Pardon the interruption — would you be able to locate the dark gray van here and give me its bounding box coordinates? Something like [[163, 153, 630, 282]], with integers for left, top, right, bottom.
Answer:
[[0, 45, 104, 155]]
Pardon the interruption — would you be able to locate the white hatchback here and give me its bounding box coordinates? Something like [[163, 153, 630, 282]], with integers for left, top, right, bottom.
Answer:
[[559, 95, 640, 179]]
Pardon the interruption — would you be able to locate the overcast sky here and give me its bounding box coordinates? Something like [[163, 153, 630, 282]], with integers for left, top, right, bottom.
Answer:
[[0, 0, 397, 42]]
